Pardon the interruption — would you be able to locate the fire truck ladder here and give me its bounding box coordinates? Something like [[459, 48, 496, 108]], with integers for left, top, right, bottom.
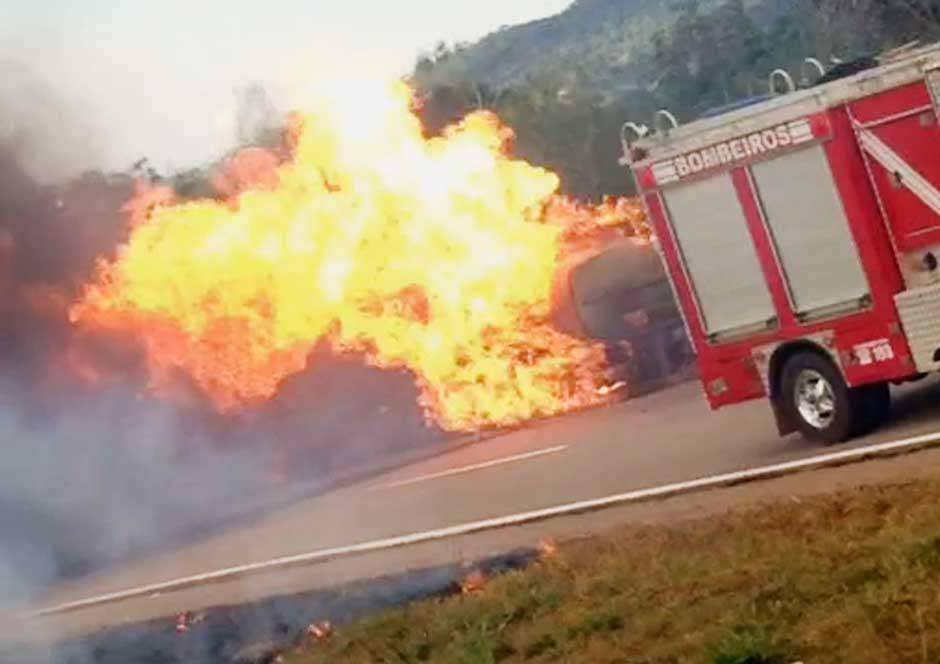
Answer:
[[857, 128, 940, 217]]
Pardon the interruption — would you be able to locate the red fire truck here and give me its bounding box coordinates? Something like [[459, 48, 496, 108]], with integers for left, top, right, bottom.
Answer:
[[623, 44, 940, 443]]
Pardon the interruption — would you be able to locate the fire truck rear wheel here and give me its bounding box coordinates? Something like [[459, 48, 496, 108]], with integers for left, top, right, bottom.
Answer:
[[858, 381, 891, 433], [780, 352, 865, 444]]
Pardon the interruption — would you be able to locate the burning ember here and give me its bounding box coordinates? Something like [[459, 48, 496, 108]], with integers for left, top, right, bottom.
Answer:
[[71, 78, 641, 431], [174, 610, 204, 633], [459, 569, 489, 595], [305, 620, 334, 643], [537, 537, 558, 559]]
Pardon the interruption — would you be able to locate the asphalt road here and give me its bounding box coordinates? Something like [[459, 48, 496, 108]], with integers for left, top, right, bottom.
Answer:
[[17, 376, 940, 643]]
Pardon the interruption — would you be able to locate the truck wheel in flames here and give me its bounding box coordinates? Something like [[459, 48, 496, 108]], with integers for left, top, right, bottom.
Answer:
[[780, 351, 889, 444]]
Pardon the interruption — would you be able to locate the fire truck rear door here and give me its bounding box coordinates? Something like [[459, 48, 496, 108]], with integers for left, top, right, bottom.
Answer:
[[851, 77, 940, 256], [852, 74, 940, 372]]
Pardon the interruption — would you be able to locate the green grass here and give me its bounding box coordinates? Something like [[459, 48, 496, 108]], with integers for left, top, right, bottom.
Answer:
[[286, 477, 940, 663]]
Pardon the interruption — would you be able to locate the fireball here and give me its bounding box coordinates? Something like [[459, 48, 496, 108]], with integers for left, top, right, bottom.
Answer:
[[72, 78, 634, 431]]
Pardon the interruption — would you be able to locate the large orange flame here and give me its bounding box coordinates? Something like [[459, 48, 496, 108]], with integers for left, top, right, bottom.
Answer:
[[72, 79, 639, 431]]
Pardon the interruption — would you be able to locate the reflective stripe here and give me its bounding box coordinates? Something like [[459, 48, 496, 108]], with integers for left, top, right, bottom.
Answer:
[[858, 129, 940, 216]]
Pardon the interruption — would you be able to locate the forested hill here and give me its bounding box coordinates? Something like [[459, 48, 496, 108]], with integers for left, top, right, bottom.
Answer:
[[414, 0, 811, 104], [412, 0, 940, 200], [421, 0, 672, 93]]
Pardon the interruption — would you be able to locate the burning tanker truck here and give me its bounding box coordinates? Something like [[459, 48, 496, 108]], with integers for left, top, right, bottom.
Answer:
[[1, 77, 691, 482], [65, 80, 669, 444], [552, 208, 693, 397], [624, 43, 940, 443], [0, 78, 702, 594]]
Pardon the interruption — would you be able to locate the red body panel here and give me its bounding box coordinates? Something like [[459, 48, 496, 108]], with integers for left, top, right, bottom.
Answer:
[[850, 83, 940, 251], [637, 84, 933, 410]]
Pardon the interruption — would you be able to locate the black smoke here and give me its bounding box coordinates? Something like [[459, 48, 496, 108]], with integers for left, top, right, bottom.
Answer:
[[0, 62, 451, 613], [0, 64, 275, 605]]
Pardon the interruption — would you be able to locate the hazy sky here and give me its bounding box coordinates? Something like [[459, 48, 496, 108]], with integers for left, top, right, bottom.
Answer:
[[3, 0, 570, 175]]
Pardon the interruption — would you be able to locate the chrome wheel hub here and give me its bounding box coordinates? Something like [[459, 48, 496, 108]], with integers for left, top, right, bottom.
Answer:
[[794, 369, 835, 429]]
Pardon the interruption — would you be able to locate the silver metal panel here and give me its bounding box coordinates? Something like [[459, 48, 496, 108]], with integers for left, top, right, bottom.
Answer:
[[663, 174, 776, 337], [896, 283, 940, 371], [751, 146, 870, 317]]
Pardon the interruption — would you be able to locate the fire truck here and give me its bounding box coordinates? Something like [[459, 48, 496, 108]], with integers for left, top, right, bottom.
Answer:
[[623, 43, 940, 443]]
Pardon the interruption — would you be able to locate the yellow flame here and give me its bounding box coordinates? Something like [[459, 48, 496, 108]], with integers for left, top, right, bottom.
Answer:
[[73, 79, 616, 430]]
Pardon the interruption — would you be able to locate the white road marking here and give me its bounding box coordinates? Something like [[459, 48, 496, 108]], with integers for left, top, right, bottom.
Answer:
[[31, 429, 940, 618], [370, 445, 568, 491]]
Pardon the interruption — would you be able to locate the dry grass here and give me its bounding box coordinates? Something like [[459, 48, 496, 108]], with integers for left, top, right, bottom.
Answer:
[[287, 477, 940, 663]]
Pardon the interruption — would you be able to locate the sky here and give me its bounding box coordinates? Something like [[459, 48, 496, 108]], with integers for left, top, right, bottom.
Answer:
[[2, 0, 571, 177]]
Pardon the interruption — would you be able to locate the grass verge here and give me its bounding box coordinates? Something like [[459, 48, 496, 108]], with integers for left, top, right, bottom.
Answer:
[[287, 476, 940, 663]]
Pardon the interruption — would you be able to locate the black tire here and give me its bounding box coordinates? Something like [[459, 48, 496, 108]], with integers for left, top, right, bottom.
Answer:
[[779, 352, 866, 444], [857, 381, 891, 435]]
